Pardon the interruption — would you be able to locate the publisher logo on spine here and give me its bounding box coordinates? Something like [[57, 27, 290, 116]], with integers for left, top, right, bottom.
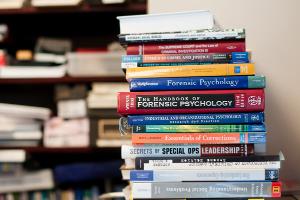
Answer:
[[248, 96, 262, 106]]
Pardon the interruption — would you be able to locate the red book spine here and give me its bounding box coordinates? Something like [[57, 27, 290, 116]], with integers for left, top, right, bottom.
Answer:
[[126, 40, 245, 55], [200, 144, 254, 157], [117, 89, 264, 115]]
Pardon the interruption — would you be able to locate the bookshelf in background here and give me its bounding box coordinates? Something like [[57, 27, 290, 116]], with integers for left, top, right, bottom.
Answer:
[[0, 0, 146, 198]]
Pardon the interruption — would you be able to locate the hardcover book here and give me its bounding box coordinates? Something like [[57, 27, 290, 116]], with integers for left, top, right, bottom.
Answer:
[[117, 10, 214, 34], [131, 132, 266, 145], [117, 89, 265, 115], [126, 112, 265, 125], [132, 124, 266, 133], [131, 182, 281, 199], [125, 63, 255, 79], [130, 169, 279, 182], [121, 52, 249, 69], [121, 144, 256, 159], [119, 28, 246, 45], [129, 76, 266, 91], [135, 155, 280, 170], [126, 40, 246, 55]]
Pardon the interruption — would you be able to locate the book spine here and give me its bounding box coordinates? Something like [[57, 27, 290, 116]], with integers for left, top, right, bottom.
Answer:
[[117, 89, 265, 115], [121, 144, 255, 159], [131, 182, 281, 199], [129, 76, 266, 91], [119, 28, 246, 44], [131, 132, 266, 144], [136, 155, 280, 163], [126, 63, 255, 79], [127, 112, 265, 125], [121, 52, 248, 68], [130, 169, 279, 182], [126, 40, 246, 55], [132, 124, 266, 133], [141, 161, 280, 170]]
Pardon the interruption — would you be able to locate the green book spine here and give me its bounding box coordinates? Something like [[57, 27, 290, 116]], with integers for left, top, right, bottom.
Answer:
[[132, 124, 266, 133]]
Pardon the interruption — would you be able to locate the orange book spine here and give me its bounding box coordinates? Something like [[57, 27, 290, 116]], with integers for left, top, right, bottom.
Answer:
[[131, 132, 266, 144]]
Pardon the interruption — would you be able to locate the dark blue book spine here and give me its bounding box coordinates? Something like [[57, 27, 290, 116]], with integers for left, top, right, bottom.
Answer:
[[129, 76, 265, 91], [127, 112, 265, 125]]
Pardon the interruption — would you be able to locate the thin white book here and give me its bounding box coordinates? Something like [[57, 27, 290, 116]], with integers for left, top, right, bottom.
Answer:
[[0, 169, 54, 193], [0, 130, 42, 140], [0, 150, 26, 163], [0, 103, 51, 120], [117, 10, 214, 34], [31, 0, 82, 7], [91, 83, 129, 94], [96, 139, 131, 148], [0, 0, 26, 9], [0, 65, 66, 79]]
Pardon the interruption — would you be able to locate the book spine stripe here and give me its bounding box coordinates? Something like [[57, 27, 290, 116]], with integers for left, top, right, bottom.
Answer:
[[127, 112, 265, 125], [142, 161, 280, 170], [126, 63, 255, 79], [121, 144, 255, 159], [117, 89, 265, 115], [131, 182, 281, 198], [132, 124, 266, 133], [126, 40, 246, 55], [131, 132, 266, 144], [130, 169, 279, 182], [129, 76, 266, 91]]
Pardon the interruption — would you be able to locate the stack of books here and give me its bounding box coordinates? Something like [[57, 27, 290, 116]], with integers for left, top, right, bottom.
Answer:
[[0, 103, 50, 147], [44, 84, 90, 147], [87, 83, 131, 147], [117, 11, 282, 199]]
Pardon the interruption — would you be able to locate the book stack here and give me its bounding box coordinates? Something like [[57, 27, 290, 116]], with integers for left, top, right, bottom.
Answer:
[[117, 11, 282, 199], [44, 84, 90, 147], [87, 83, 131, 147], [0, 103, 50, 147]]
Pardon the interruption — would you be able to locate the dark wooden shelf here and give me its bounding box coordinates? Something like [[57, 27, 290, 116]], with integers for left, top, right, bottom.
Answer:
[[0, 3, 146, 15], [0, 147, 121, 153], [0, 76, 126, 84]]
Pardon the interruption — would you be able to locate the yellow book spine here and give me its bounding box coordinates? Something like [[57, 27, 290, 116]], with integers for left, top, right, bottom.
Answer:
[[126, 63, 255, 79]]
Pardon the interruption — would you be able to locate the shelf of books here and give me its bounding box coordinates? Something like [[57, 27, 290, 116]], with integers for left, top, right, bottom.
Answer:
[[116, 10, 284, 199], [0, 2, 146, 15], [0, 76, 125, 84]]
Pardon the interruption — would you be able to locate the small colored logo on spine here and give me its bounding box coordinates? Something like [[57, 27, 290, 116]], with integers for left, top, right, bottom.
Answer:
[[234, 66, 241, 73]]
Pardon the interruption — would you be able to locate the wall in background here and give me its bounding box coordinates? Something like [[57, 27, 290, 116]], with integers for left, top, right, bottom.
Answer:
[[148, 0, 300, 181]]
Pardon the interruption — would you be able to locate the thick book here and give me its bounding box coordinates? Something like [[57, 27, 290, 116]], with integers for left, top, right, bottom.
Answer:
[[119, 28, 246, 45], [130, 169, 279, 182], [126, 112, 265, 125], [131, 132, 266, 144], [131, 182, 282, 199], [117, 90, 265, 115], [126, 63, 255, 79], [121, 52, 249, 69], [132, 124, 266, 133], [121, 144, 256, 159], [117, 10, 214, 35], [129, 76, 266, 91], [135, 155, 281, 170], [126, 40, 245, 55]]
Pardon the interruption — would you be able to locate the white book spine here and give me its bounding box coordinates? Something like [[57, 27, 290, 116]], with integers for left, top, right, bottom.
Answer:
[[130, 169, 278, 182], [143, 161, 280, 170]]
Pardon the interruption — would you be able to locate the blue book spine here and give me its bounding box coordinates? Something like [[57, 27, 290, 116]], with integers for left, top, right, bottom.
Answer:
[[130, 170, 154, 181], [129, 75, 265, 91], [127, 112, 265, 125], [243, 133, 266, 144]]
